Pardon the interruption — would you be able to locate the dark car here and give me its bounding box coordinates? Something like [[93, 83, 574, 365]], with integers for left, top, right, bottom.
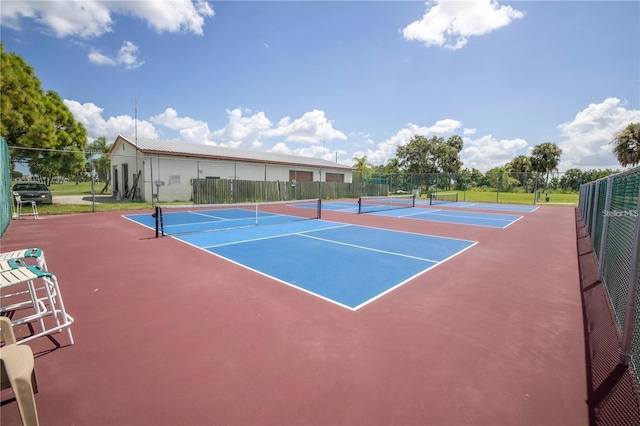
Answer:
[[12, 182, 53, 204]]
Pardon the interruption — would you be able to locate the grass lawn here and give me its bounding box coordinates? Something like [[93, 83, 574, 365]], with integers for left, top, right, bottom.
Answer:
[[48, 181, 108, 196], [428, 190, 578, 206]]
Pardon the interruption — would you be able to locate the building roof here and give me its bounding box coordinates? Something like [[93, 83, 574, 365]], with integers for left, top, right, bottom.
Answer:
[[111, 135, 353, 171]]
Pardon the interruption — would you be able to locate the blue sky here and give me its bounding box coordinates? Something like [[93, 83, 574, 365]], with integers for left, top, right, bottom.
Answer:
[[1, 0, 639, 172]]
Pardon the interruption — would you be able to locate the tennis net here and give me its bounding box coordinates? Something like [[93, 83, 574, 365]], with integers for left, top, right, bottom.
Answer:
[[430, 192, 458, 205], [358, 195, 415, 214], [154, 199, 321, 237]]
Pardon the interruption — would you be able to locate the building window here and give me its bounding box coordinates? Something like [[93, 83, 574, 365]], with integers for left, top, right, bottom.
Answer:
[[289, 170, 313, 182], [326, 173, 344, 183]]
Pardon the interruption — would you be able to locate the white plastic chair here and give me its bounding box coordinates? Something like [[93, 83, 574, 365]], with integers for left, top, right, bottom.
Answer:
[[13, 192, 38, 219], [1, 316, 40, 426]]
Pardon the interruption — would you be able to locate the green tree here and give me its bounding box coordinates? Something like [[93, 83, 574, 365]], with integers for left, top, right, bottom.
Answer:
[[486, 167, 520, 192], [530, 142, 562, 190], [381, 158, 400, 174], [507, 155, 533, 192], [1, 44, 88, 181], [86, 136, 112, 190], [396, 135, 463, 174], [559, 168, 583, 192], [0, 44, 45, 150], [582, 168, 617, 183], [612, 122, 640, 167]]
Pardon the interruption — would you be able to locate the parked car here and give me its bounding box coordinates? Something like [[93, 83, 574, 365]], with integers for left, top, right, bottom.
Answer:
[[12, 182, 53, 204]]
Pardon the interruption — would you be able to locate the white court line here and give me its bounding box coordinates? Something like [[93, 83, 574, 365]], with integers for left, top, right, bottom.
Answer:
[[201, 223, 352, 249], [352, 239, 478, 310], [299, 233, 440, 263], [398, 209, 521, 226], [162, 215, 254, 229]]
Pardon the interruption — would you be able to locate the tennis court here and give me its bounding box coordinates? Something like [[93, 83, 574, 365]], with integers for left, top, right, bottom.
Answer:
[[125, 204, 477, 310], [0, 200, 587, 425], [416, 199, 539, 212], [372, 207, 523, 228], [319, 197, 523, 228]]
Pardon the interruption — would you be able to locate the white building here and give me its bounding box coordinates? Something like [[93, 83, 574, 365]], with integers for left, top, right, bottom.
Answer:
[[108, 135, 354, 203]]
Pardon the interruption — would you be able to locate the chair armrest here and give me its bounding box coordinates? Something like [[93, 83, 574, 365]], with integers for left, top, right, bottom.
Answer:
[[0, 316, 17, 345]]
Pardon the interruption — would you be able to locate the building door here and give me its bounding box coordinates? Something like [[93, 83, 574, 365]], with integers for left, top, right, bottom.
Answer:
[[113, 166, 119, 196], [122, 163, 129, 194]]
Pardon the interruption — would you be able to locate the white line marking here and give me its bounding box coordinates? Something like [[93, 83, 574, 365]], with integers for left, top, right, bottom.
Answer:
[[352, 240, 478, 310], [201, 224, 352, 249], [299, 234, 440, 263]]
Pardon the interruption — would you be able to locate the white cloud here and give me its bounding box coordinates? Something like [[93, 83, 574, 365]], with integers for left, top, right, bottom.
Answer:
[[64, 99, 158, 142], [461, 135, 528, 172], [1, 1, 113, 38], [557, 98, 640, 170], [1, 0, 214, 38], [67, 102, 349, 154], [210, 109, 273, 148], [150, 108, 212, 144], [88, 49, 116, 66], [266, 110, 347, 143], [270, 142, 347, 164], [402, 0, 524, 50], [89, 41, 144, 69], [116, 0, 214, 36], [150, 108, 206, 131]]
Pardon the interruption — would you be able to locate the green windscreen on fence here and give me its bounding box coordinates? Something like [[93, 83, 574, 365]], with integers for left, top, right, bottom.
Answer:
[[580, 167, 640, 392], [1, 137, 12, 237]]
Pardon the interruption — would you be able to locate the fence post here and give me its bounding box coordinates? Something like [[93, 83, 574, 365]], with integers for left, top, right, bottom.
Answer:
[[618, 187, 640, 366], [597, 177, 613, 281], [590, 181, 600, 248], [585, 184, 594, 235]]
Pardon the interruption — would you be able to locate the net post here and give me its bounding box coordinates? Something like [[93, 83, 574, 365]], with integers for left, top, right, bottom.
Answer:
[[358, 197, 363, 214], [412, 194, 416, 207], [154, 206, 159, 238], [159, 207, 165, 236], [317, 199, 322, 219]]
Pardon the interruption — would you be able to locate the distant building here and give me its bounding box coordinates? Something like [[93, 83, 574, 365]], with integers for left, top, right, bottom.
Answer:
[[108, 135, 353, 203]]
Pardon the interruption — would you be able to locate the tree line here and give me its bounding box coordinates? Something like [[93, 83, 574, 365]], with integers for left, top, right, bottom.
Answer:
[[353, 123, 639, 193]]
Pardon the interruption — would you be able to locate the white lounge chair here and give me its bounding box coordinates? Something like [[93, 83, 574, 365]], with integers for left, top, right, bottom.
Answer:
[[0, 264, 74, 345], [13, 192, 38, 219]]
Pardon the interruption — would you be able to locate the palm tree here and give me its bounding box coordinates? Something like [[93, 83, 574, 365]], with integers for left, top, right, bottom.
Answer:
[[352, 155, 371, 172], [612, 122, 640, 167], [507, 155, 532, 192], [530, 142, 562, 190]]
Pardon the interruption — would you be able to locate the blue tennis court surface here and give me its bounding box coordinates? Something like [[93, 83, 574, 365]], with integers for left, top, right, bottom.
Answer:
[[318, 200, 523, 228], [125, 212, 476, 310], [415, 200, 538, 212], [369, 207, 522, 228]]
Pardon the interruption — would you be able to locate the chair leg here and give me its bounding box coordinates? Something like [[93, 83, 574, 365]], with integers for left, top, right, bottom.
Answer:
[[0, 342, 40, 426], [12, 373, 39, 426]]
